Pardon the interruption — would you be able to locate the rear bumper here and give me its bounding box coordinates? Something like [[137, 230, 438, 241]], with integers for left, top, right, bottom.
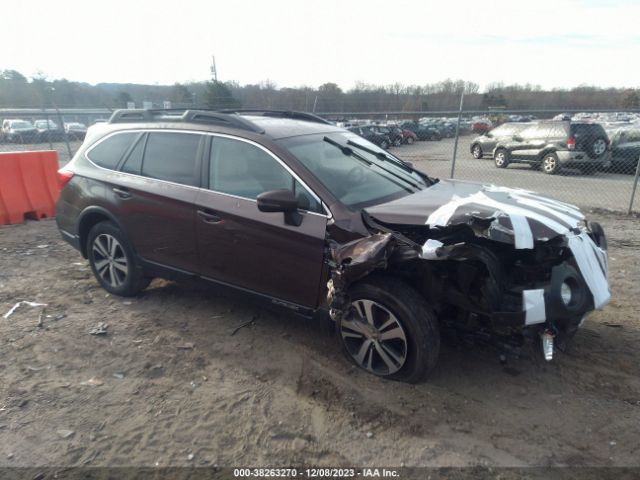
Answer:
[[557, 150, 611, 166]]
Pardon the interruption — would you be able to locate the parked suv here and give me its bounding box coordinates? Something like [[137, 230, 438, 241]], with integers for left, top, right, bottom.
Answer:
[[56, 109, 610, 383], [493, 121, 610, 174], [470, 122, 531, 159]]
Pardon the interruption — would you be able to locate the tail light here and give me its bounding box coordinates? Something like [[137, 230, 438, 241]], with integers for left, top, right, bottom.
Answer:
[[58, 170, 74, 189], [567, 137, 576, 150]]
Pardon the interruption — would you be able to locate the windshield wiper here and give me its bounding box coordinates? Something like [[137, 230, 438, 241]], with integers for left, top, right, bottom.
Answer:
[[323, 136, 419, 192], [346, 140, 434, 185]]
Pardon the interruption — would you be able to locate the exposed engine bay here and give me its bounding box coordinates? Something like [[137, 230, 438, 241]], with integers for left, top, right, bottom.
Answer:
[[326, 182, 610, 361]]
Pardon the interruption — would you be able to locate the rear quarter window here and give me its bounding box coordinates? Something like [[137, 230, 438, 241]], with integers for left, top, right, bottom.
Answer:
[[571, 124, 606, 137], [87, 132, 139, 170]]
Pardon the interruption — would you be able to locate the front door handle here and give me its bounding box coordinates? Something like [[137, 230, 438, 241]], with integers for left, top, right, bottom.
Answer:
[[197, 209, 222, 223], [113, 187, 132, 199]]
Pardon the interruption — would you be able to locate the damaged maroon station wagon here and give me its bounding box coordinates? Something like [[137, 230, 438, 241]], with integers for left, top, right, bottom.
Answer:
[[56, 109, 610, 382]]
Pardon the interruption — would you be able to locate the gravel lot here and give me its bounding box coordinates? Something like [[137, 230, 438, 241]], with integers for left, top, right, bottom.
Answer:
[[1, 210, 639, 468]]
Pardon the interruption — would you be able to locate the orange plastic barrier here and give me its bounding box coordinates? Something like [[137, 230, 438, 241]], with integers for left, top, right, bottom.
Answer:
[[0, 150, 60, 225]]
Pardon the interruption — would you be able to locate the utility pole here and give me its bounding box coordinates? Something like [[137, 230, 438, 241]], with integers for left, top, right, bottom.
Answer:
[[210, 56, 218, 82]]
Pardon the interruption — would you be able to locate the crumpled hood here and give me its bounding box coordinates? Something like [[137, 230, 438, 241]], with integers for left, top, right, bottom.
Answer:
[[365, 179, 585, 249]]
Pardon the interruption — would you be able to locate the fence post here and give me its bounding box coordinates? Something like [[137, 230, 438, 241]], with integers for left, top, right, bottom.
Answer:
[[628, 155, 640, 214], [45, 112, 53, 150], [55, 107, 73, 161], [450, 91, 465, 178]]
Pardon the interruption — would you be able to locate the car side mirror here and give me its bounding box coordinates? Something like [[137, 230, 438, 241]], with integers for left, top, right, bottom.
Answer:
[[485, 133, 493, 138], [513, 135, 523, 141], [257, 189, 302, 226]]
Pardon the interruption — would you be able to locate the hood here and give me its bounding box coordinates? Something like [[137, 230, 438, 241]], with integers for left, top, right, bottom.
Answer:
[[365, 179, 585, 249]]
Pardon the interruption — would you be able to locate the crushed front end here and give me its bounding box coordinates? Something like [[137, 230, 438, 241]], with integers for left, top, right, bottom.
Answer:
[[328, 182, 611, 361]]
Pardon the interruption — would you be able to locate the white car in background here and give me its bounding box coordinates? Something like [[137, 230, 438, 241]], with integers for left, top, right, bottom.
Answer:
[[64, 122, 88, 140]]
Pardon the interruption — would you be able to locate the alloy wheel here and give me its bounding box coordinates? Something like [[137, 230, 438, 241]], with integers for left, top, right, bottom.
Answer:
[[472, 145, 482, 158], [593, 139, 606, 156], [543, 155, 557, 173], [340, 299, 408, 375], [92, 234, 129, 288], [495, 151, 506, 166]]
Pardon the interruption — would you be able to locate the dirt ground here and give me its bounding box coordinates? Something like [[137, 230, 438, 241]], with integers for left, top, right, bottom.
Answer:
[[0, 211, 639, 469]]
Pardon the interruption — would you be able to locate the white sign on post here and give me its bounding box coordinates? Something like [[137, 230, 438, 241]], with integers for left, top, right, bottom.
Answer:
[[143, 101, 153, 110], [126, 101, 135, 109], [163, 101, 171, 109]]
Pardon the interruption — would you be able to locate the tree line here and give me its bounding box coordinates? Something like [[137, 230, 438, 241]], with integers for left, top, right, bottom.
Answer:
[[1, 69, 638, 113]]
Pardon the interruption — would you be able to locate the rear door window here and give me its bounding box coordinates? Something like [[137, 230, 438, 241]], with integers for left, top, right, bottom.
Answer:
[[88, 132, 139, 170], [141, 132, 202, 187]]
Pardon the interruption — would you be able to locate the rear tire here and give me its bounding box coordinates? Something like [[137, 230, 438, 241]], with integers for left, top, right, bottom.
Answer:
[[393, 137, 402, 147], [542, 152, 561, 175], [380, 140, 389, 150], [406, 136, 414, 145], [337, 275, 440, 383], [588, 137, 607, 159], [494, 148, 509, 168], [87, 221, 150, 297]]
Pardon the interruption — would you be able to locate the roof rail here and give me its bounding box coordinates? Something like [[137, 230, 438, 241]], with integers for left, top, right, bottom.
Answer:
[[107, 109, 265, 134], [216, 109, 332, 125]]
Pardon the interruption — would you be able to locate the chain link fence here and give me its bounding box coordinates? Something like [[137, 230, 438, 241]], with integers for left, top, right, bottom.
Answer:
[[1, 107, 639, 213], [322, 108, 640, 213]]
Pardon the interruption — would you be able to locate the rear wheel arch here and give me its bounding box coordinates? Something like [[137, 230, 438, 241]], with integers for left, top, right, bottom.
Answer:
[[537, 147, 557, 162], [77, 207, 129, 258]]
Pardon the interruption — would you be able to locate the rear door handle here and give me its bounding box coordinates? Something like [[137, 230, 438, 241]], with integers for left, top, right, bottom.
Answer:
[[112, 187, 132, 199], [197, 209, 222, 223]]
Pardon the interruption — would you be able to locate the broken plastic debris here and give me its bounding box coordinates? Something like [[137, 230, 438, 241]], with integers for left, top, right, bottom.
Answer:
[[419, 239, 445, 260], [57, 429, 75, 439], [541, 331, 554, 361], [112, 372, 125, 380], [80, 378, 104, 387], [2, 300, 47, 318], [89, 323, 109, 335], [3, 301, 47, 319]]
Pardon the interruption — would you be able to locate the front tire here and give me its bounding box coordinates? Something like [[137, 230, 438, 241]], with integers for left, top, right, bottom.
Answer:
[[87, 221, 150, 296], [380, 140, 389, 150], [337, 275, 440, 383], [472, 144, 483, 159], [406, 136, 414, 145]]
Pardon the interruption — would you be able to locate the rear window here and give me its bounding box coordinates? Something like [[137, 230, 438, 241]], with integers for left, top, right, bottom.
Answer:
[[141, 132, 202, 187], [88, 132, 139, 170], [571, 124, 606, 137]]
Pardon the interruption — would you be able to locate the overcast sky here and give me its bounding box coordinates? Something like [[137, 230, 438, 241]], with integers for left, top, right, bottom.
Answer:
[[3, 0, 638, 90]]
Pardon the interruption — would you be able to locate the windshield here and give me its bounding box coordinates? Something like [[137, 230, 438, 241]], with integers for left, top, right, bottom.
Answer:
[[278, 132, 430, 209], [11, 121, 32, 129]]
